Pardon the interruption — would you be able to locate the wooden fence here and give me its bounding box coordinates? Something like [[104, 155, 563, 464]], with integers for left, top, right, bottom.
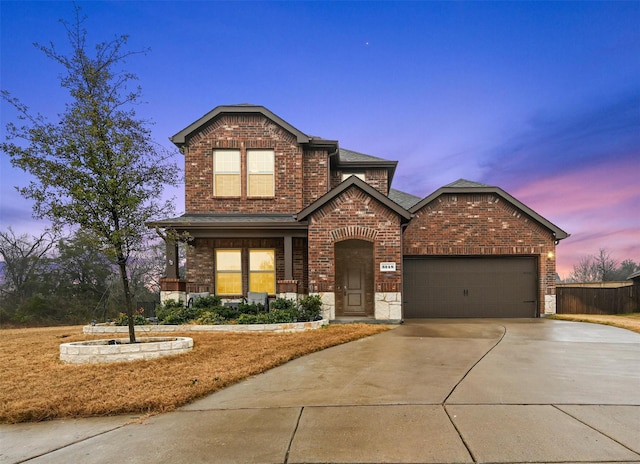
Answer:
[[556, 283, 638, 314]]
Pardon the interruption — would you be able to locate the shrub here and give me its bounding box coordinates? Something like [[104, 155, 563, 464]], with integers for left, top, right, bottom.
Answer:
[[114, 308, 147, 326], [298, 294, 323, 321], [154, 296, 324, 325], [237, 302, 264, 315], [192, 295, 222, 308], [156, 299, 206, 325], [195, 310, 227, 325]]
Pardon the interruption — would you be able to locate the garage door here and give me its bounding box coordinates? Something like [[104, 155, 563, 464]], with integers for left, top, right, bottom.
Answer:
[[403, 257, 538, 318]]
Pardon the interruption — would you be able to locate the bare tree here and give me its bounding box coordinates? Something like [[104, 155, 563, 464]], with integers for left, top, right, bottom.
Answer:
[[0, 228, 56, 308], [569, 255, 600, 282], [593, 248, 618, 281]]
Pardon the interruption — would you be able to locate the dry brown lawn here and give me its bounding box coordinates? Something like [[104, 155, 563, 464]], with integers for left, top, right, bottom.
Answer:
[[549, 313, 640, 334], [0, 324, 390, 424]]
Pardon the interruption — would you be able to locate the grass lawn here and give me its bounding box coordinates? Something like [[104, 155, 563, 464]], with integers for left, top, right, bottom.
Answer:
[[0, 324, 390, 424], [549, 313, 640, 334]]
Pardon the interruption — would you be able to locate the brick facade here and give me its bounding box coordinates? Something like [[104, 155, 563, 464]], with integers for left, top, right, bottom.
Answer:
[[184, 114, 313, 214], [307, 186, 403, 293], [330, 168, 389, 194]]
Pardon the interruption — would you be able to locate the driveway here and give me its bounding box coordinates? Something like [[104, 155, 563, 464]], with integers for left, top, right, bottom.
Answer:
[[2, 319, 639, 463]]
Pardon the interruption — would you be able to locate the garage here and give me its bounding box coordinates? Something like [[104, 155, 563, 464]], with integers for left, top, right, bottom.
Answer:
[[403, 257, 538, 318]]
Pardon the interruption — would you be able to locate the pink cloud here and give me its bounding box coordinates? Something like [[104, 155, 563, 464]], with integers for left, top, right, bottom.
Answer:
[[508, 156, 640, 280]]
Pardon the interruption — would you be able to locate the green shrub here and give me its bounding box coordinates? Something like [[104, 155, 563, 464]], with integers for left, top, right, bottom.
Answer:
[[156, 299, 207, 325], [297, 294, 323, 322], [195, 310, 227, 325], [154, 296, 324, 325], [192, 295, 222, 309], [238, 302, 264, 315], [236, 309, 295, 324]]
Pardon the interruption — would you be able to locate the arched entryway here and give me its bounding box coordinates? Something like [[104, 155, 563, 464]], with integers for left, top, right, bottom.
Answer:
[[335, 239, 374, 317]]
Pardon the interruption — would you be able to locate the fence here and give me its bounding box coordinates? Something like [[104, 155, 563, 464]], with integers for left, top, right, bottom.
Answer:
[[556, 283, 637, 314]]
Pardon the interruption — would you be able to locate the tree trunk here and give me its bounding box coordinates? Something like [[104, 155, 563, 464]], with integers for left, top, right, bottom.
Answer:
[[117, 256, 136, 343]]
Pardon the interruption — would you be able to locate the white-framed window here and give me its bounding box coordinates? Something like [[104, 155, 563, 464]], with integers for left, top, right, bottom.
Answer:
[[215, 249, 242, 295], [247, 149, 275, 197], [342, 172, 365, 181], [213, 150, 241, 197], [249, 249, 275, 294]]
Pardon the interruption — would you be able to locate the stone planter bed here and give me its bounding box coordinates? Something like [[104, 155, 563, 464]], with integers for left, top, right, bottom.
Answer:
[[83, 319, 329, 335], [60, 337, 193, 364]]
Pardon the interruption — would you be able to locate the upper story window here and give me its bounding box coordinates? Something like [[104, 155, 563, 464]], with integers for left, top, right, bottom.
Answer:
[[213, 150, 241, 197], [247, 149, 275, 197], [342, 172, 365, 182]]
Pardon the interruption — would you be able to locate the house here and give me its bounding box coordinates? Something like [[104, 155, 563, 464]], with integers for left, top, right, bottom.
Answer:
[[149, 104, 569, 321]]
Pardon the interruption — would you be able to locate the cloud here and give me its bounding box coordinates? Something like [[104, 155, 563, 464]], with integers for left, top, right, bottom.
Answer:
[[479, 90, 640, 187], [508, 156, 640, 279]]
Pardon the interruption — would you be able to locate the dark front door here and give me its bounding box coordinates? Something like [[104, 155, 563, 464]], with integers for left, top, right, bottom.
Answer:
[[335, 240, 374, 317]]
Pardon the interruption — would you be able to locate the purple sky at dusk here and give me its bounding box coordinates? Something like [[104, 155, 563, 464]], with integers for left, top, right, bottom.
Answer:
[[1, 1, 639, 279]]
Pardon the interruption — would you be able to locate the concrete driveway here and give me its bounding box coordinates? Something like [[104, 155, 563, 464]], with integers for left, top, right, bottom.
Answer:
[[2, 319, 639, 463]]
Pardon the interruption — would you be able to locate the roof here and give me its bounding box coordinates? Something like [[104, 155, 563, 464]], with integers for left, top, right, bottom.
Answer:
[[170, 105, 338, 149], [444, 178, 492, 188], [296, 176, 413, 222], [628, 270, 640, 281], [338, 148, 389, 163], [409, 178, 570, 240], [388, 188, 422, 209], [335, 148, 398, 188], [147, 213, 306, 230]]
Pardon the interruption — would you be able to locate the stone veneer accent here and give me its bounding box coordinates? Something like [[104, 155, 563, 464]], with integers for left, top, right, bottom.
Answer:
[[60, 337, 193, 364], [375, 292, 402, 320], [544, 295, 557, 315], [83, 319, 329, 335], [317, 292, 336, 320]]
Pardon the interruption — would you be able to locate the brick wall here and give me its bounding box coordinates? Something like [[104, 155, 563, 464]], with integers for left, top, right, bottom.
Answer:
[[307, 185, 403, 293], [303, 150, 329, 207], [330, 168, 389, 194], [183, 114, 306, 214], [403, 192, 557, 314]]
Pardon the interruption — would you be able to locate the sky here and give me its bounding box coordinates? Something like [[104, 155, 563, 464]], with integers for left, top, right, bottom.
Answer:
[[1, 1, 639, 279]]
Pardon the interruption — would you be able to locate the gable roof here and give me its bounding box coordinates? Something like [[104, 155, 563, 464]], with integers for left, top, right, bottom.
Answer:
[[296, 176, 412, 222], [170, 104, 338, 149], [409, 178, 570, 240]]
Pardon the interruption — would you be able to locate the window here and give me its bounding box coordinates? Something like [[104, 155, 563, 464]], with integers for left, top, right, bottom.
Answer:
[[249, 249, 275, 293], [247, 149, 274, 197], [215, 249, 242, 294], [213, 150, 240, 196], [342, 172, 365, 181]]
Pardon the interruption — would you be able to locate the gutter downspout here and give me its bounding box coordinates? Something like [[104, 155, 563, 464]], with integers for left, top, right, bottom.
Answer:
[[327, 146, 339, 192]]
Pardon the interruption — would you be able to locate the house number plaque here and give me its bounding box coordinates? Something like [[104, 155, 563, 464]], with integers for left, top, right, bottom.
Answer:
[[380, 262, 396, 272]]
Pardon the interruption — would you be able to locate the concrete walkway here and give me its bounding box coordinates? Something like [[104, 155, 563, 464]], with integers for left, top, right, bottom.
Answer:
[[2, 319, 639, 463]]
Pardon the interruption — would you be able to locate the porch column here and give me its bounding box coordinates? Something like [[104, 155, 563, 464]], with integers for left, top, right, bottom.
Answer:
[[278, 233, 298, 298], [284, 233, 293, 280], [165, 238, 179, 279], [160, 237, 186, 304]]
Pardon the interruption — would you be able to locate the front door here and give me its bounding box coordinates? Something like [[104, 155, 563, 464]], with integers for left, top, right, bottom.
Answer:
[[335, 240, 374, 317]]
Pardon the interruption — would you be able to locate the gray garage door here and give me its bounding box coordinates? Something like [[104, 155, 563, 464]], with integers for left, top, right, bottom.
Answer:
[[403, 257, 538, 318]]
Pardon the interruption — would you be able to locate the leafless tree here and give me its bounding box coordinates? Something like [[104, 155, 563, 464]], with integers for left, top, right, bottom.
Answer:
[[0, 228, 56, 305]]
